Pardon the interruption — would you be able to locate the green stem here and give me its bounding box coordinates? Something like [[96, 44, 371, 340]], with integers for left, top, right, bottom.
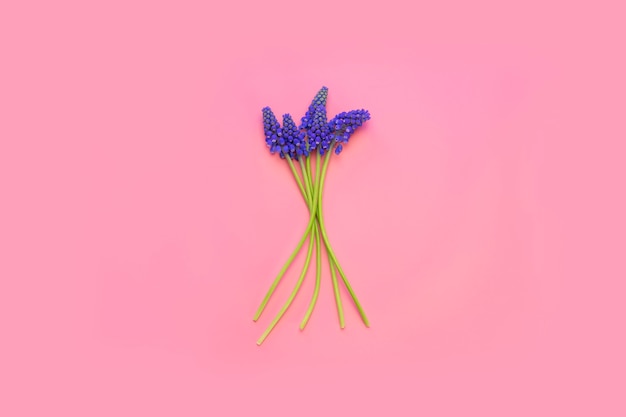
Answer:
[[328, 246, 343, 328], [287, 156, 307, 202], [256, 226, 316, 345], [300, 157, 323, 330], [256, 156, 318, 344], [307, 153, 314, 190], [317, 147, 345, 328], [253, 160, 319, 322], [299, 158, 313, 203], [317, 144, 370, 327]]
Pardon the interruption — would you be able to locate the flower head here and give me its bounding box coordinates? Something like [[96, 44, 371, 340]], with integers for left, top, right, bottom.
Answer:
[[328, 109, 371, 154], [308, 105, 333, 156], [262, 106, 284, 155], [300, 86, 329, 131], [281, 114, 307, 159]]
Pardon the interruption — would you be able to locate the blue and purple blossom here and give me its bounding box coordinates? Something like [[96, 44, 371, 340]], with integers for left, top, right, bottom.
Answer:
[[281, 114, 307, 159], [328, 109, 371, 154], [264, 95, 370, 158], [262, 106, 283, 155], [307, 105, 333, 155], [300, 86, 329, 131]]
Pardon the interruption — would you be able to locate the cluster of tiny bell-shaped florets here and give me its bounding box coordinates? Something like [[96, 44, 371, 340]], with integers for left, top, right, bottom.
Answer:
[[307, 105, 333, 156], [262, 87, 369, 159], [299, 86, 328, 131], [262, 106, 283, 155], [282, 114, 308, 159], [328, 109, 371, 155]]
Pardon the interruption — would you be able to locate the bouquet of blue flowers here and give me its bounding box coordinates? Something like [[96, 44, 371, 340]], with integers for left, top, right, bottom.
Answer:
[[254, 86, 371, 345]]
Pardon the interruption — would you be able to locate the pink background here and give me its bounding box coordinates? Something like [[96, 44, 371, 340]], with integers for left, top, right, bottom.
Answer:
[[1, 0, 625, 416]]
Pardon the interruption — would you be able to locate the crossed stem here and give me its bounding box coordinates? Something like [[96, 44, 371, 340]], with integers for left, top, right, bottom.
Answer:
[[254, 142, 369, 345]]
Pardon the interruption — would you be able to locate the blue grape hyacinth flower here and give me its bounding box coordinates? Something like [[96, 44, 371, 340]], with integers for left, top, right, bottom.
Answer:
[[262, 106, 283, 155], [328, 109, 371, 154], [308, 105, 332, 155], [282, 113, 307, 159], [300, 86, 329, 131]]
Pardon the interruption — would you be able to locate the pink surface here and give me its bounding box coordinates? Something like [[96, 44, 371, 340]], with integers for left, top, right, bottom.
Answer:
[[1, 0, 625, 416]]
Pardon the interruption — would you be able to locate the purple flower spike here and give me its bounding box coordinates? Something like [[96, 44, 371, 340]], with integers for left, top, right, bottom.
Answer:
[[300, 86, 329, 131], [262, 107, 283, 154], [281, 113, 306, 160], [308, 105, 331, 155], [328, 109, 370, 152]]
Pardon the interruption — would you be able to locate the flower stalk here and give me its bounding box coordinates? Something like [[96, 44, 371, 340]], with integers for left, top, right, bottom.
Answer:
[[255, 87, 371, 345]]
